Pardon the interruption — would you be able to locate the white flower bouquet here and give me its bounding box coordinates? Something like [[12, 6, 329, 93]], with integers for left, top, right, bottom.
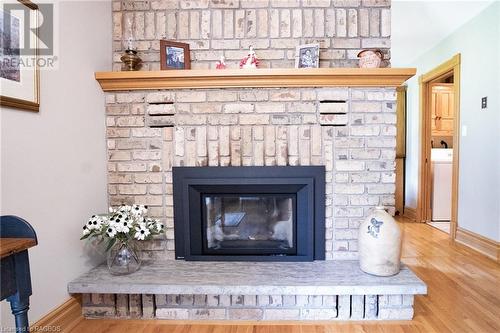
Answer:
[[80, 204, 164, 251]]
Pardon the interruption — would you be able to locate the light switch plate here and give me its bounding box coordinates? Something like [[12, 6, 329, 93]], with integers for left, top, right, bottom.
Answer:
[[481, 97, 487, 109]]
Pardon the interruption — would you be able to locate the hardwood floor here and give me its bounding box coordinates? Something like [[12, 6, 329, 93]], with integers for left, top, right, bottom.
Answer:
[[71, 219, 500, 333]]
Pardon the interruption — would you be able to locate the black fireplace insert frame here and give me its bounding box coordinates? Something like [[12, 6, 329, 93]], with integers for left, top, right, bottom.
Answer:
[[173, 166, 325, 261]]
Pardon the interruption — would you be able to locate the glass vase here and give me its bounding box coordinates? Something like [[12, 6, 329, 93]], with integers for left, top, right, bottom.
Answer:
[[107, 240, 141, 275]]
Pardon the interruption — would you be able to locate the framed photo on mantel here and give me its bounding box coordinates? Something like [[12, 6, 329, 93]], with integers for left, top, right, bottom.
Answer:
[[0, 0, 40, 112], [295, 43, 320, 69], [160, 40, 191, 70]]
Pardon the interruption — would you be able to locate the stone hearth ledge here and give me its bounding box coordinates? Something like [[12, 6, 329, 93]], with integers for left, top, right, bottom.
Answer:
[[68, 261, 426, 296]]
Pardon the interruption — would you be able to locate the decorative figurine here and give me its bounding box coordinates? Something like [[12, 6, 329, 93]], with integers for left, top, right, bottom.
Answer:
[[215, 56, 227, 69], [120, 37, 142, 71], [357, 49, 383, 68], [239, 46, 259, 69]]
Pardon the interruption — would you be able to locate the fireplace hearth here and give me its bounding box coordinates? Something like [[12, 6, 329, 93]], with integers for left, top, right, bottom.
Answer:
[[173, 166, 325, 261]]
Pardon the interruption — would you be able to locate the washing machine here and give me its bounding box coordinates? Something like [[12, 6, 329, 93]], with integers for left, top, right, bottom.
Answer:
[[431, 149, 453, 221]]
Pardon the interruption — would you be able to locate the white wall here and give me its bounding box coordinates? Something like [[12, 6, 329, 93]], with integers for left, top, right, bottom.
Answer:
[[0, 1, 111, 326], [404, 3, 500, 241]]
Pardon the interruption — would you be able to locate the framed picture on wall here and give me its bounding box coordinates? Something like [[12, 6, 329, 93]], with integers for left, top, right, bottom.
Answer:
[[0, 0, 40, 112], [295, 43, 320, 69], [160, 40, 191, 70]]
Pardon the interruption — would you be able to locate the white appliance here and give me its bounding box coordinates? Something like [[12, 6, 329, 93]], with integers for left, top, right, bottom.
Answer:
[[431, 149, 453, 221]]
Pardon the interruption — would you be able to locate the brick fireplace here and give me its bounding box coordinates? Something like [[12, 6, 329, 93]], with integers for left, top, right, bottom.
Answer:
[[106, 86, 398, 261]]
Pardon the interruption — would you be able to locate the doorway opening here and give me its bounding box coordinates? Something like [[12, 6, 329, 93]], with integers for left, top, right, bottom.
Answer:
[[417, 54, 461, 238]]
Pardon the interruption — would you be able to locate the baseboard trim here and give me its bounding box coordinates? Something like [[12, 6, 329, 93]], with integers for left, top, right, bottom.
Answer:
[[30, 296, 83, 332], [455, 228, 500, 263], [403, 206, 417, 222]]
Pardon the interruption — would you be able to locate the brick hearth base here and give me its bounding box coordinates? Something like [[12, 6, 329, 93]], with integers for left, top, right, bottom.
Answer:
[[82, 292, 415, 320]]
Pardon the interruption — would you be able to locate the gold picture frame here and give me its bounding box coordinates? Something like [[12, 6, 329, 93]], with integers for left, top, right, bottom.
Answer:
[[0, 0, 40, 112]]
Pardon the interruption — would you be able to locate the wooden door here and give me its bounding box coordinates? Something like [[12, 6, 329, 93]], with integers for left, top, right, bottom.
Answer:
[[395, 87, 406, 216], [431, 84, 454, 136]]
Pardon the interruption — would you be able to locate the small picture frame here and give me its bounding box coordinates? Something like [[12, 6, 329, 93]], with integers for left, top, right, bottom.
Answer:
[[295, 43, 320, 69], [160, 40, 191, 70]]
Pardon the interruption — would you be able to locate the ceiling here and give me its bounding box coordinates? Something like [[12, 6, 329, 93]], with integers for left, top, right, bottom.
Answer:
[[391, 0, 494, 66]]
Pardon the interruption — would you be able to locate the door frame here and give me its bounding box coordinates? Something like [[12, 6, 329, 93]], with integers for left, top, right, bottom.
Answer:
[[417, 54, 461, 239]]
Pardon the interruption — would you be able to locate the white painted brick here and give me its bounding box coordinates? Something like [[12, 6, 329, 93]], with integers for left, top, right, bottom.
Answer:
[[280, 9, 291, 37], [231, 295, 244, 306], [301, 308, 337, 320], [223, 10, 234, 38], [219, 295, 231, 306], [234, 9, 245, 38], [367, 183, 395, 194], [335, 160, 365, 171], [314, 9, 325, 37], [212, 10, 223, 38], [270, 90, 300, 101], [240, 114, 270, 125], [239, 90, 268, 101], [223, 103, 255, 113], [206, 294, 219, 307], [336, 9, 347, 37], [194, 294, 207, 306], [264, 309, 300, 320], [291, 9, 302, 38], [270, 9, 279, 38], [366, 137, 396, 148], [303, 9, 313, 37], [176, 91, 206, 103], [181, 0, 209, 9], [320, 114, 348, 126], [257, 9, 268, 38], [347, 9, 357, 37], [335, 207, 364, 218], [335, 184, 365, 194], [257, 295, 270, 306], [269, 295, 282, 307], [323, 8, 335, 38], [352, 102, 382, 113], [402, 295, 415, 306], [178, 11, 189, 39], [319, 102, 347, 114], [351, 295, 364, 320], [350, 125, 380, 136], [228, 308, 263, 320], [189, 308, 226, 320], [244, 295, 257, 307], [337, 295, 350, 319], [378, 307, 414, 320], [255, 103, 285, 113], [317, 88, 349, 101], [351, 148, 381, 159], [365, 295, 378, 319], [349, 195, 379, 206], [303, 0, 331, 7], [310, 295, 323, 307], [156, 308, 189, 319]]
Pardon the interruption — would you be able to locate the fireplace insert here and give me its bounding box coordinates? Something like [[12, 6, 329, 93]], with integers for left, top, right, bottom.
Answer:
[[173, 166, 325, 261]]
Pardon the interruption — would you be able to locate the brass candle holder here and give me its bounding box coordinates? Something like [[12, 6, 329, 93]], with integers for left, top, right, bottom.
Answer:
[[120, 49, 142, 71]]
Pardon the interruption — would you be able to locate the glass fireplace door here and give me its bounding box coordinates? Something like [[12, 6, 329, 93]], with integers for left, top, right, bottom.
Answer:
[[202, 194, 296, 255]]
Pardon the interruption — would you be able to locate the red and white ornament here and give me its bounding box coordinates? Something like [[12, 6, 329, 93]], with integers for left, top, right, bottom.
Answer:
[[239, 46, 259, 69], [215, 56, 226, 69]]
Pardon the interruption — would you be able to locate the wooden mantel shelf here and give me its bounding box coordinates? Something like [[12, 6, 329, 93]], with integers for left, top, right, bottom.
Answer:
[[95, 68, 416, 91]]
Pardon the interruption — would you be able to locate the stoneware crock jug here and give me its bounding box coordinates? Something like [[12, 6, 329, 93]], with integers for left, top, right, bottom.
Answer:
[[358, 206, 402, 276]]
